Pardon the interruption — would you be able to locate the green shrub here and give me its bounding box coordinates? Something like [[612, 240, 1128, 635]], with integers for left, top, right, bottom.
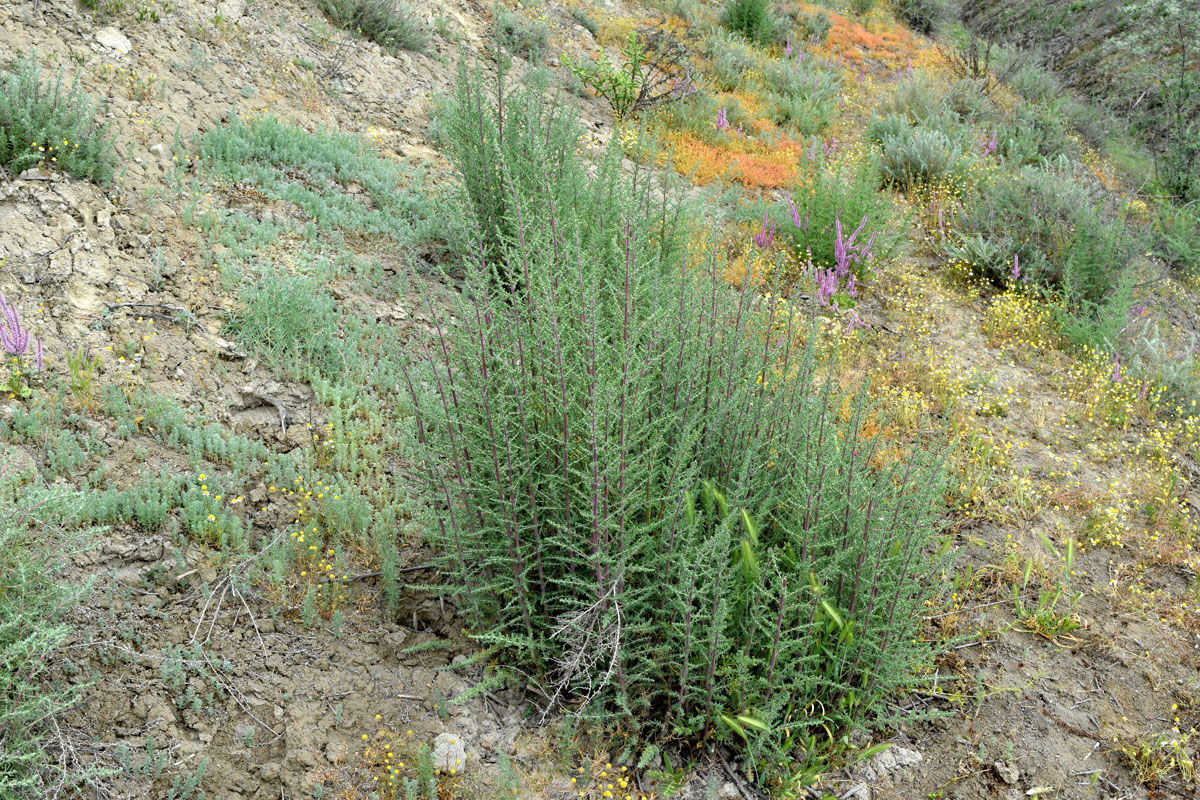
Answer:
[[225, 271, 344, 380], [496, 11, 549, 62], [875, 72, 952, 125], [1152, 201, 1200, 275], [0, 54, 115, 183], [657, 89, 754, 144], [848, 0, 877, 16], [943, 164, 1135, 309], [0, 488, 96, 795], [768, 156, 899, 284], [761, 57, 841, 134], [705, 28, 765, 90], [568, 6, 598, 36], [892, 0, 948, 34], [408, 66, 946, 782], [878, 127, 967, 190], [997, 100, 1078, 166], [316, 0, 429, 53], [865, 113, 911, 145], [724, 0, 777, 45], [797, 8, 832, 42]]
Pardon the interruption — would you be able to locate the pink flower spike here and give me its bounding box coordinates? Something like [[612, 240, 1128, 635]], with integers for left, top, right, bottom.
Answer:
[[34, 335, 43, 372], [1112, 354, 1122, 383]]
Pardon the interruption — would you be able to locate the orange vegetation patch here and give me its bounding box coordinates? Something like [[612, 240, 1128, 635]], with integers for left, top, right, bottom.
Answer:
[[798, 2, 919, 74], [731, 151, 797, 189], [669, 134, 734, 184]]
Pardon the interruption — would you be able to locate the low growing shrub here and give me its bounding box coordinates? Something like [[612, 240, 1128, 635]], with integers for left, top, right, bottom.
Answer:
[[408, 67, 946, 783], [877, 127, 967, 190], [316, 0, 428, 53], [0, 54, 115, 183], [0, 488, 96, 795], [496, 10, 549, 62]]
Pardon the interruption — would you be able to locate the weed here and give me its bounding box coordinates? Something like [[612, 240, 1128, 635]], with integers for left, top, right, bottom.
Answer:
[[724, 0, 778, 46], [568, 29, 696, 120]]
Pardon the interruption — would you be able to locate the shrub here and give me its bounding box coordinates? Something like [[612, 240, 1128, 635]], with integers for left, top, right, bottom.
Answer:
[[892, 0, 949, 35], [878, 127, 967, 190], [769, 157, 899, 286], [996, 101, 1078, 166], [316, 0, 429, 53], [761, 58, 841, 134], [942, 164, 1135, 309], [724, 0, 777, 45], [568, 6, 598, 36], [568, 29, 697, 120], [865, 113, 911, 145], [408, 67, 946, 782], [1152, 200, 1200, 275], [705, 28, 765, 90], [225, 271, 345, 380], [0, 489, 95, 795], [848, 0, 877, 16], [496, 10, 549, 62], [0, 54, 115, 183], [797, 8, 833, 42], [875, 72, 952, 125], [657, 89, 755, 144]]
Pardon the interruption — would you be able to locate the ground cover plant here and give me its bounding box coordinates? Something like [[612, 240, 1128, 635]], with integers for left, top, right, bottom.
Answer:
[[409, 63, 948, 786]]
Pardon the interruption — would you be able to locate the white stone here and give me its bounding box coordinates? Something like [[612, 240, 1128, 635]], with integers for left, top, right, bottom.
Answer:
[[217, 0, 245, 20], [95, 26, 132, 54], [431, 732, 467, 774]]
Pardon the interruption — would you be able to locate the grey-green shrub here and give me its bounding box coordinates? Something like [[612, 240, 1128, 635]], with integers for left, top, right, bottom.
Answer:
[[496, 11, 549, 62], [225, 271, 344, 381], [0, 488, 96, 795], [0, 54, 115, 183], [878, 127, 966, 190], [866, 113, 911, 145], [409, 65, 946, 780], [317, 0, 428, 53]]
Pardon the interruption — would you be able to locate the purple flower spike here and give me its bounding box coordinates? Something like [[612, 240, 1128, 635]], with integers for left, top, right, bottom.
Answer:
[[753, 212, 775, 250], [0, 294, 30, 357], [34, 335, 44, 372], [1010, 254, 1021, 282], [786, 195, 802, 228], [784, 36, 793, 57], [716, 107, 729, 132], [1112, 354, 1122, 383]]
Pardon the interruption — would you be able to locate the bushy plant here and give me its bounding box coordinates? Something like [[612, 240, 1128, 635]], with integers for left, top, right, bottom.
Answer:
[[848, 0, 877, 16], [316, 0, 428, 53], [761, 57, 841, 134], [496, 10, 549, 62], [568, 29, 697, 120], [408, 67, 946, 782], [877, 127, 967, 190], [875, 72, 953, 126], [225, 271, 345, 381], [768, 157, 899, 286], [0, 488, 96, 795], [1152, 200, 1200, 274], [705, 28, 766, 91], [724, 0, 778, 45], [0, 54, 115, 183], [865, 113, 911, 145], [996, 100, 1079, 166], [797, 8, 833, 42], [942, 164, 1135, 309], [892, 0, 949, 34]]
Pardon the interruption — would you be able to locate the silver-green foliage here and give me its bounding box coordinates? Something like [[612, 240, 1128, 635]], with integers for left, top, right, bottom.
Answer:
[[877, 127, 966, 189], [316, 0, 428, 53], [410, 67, 947, 777], [0, 53, 116, 183], [0, 487, 97, 796]]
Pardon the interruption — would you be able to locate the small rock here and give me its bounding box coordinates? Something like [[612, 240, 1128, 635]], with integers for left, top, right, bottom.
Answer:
[[843, 783, 871, 800], [994, 760, 1020, 785], [217, 0, 246, 20], [717, 781, 740, 799], [95, 26, 132, 54], [149, 142, 172, 162], [432, 732, 467, 774], [859, 745, 923, 783]]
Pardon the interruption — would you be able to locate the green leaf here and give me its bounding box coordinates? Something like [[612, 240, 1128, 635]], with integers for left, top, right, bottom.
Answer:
[[719, 713, 747, 740], [819, 599, 844, 630], [736, 713, 770, 733]]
